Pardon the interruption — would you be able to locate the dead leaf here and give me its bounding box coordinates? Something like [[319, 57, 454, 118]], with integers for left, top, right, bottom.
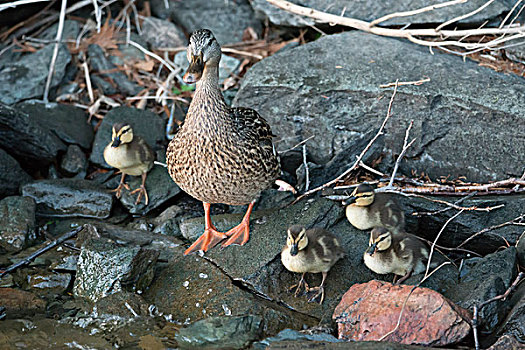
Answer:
[[134, 59, 155, 72]]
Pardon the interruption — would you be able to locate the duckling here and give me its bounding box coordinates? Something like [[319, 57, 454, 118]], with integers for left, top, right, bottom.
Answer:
[[364, 227, 428, 284], [166, 29, 280, 255], [281, 225, 344, 304], [345, 184, 405, 233], [103, 123, 154, 205]]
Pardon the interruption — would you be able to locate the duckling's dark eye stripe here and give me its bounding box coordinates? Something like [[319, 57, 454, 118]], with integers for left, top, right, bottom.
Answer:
[[120, 127, 131, 134]]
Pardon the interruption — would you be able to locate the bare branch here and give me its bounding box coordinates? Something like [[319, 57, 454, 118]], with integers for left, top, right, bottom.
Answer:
[[380, 77, 430, 88], [457, 214, 525, 248], [43, 0, 67, 103], [436, 0, 496, 31], [387, 120, 416, 189], [0, 0, 51, 12]]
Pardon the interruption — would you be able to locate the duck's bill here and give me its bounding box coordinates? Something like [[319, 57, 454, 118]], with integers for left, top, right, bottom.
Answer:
[[183, 59, 204, 84], [342, 196, 357, 206], [368, 243, 377, 256]]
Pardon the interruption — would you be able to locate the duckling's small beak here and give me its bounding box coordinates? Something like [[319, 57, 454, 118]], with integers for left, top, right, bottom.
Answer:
[[183, 55, 204, 84], [343, 196, 357, 206], [290, 244, 299, 256], [111, 138, 121, 147], [368, 242, 377, 256]]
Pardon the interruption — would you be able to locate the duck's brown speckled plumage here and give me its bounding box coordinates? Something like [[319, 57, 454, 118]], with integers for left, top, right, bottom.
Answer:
[[166, 30, 279, 206]]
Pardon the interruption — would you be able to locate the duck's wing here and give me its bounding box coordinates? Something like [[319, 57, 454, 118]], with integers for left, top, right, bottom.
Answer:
[[230, 107, 276, 141]]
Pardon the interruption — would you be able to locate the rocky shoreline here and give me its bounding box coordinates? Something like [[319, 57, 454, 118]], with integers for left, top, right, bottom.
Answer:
[[0, 0, 524, 349]]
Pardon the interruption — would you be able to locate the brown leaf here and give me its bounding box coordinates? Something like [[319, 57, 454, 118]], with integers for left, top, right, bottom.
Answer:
[[134, 59, 155, 72]]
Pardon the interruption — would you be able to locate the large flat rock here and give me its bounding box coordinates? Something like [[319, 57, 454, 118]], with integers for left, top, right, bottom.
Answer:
[[234, 32, 525, 183]]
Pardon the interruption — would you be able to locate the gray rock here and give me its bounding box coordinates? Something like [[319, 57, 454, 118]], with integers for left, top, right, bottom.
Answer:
[[234, 32, 525, 183], [39, 19, 80, 41], [517, 231, 525, 268], [447, 247, 518, 332], [175, 315, 263, 349], [0, 196, 36, 253], [27, 271, 71, 293], [60, 145, 88, 177], [0, 103, 67, 168], [402, 194, 525, 255], [496, 283, 525, 343], [87, 44, 141, 95], [141, 16, 187, 49], [253, 328, 342, 349], [118, 166, 181, 215], [260, 339, 429, 349], [90, 106, 165, 168], [109, 33, 147, 66], [143, 245, 317, 335], [505, 43, 525, 64], [0, 44, 71, 105], [95, 291, 149, 317], [21, 179, 113, 219], [150, 0, 262, 44], [0, 149, 32, 197], [173, 51, 241, 84], [16, 100, 94, 149], [73, 239, 159, 302], [251, 0, 515, 27]]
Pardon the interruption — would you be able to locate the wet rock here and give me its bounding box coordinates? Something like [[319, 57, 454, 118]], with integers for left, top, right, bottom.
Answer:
[[403, 194, 525, 255], [0, 43, 71, 105], [39, 19, 80, 41], [0, 103, 67, 168], [143, 245, 317, 335], [151, 0, 261, 44], [0, 149, 31, 197], [174, 51, 241, 84], [27, 271, 71, 293], [489, 334, 523, 350], [0, 318, 112, 348], [495, 281, 525, 342], [447, 247, 518, 332], [95, 291, 150, 318], [252, 0, 513, 27], [110, 33, 147, 66], [0, 196, 36, 253], [22, 179, 113, 218], [60, 144, 88, 177], [50, 253, 78, 272], [175, 315, 263, 349], [153, 204, 190, 237], [73, 239, 159, 302], [253, 328, 342, 349], [118, 166, 181, 215], [87, 44, 142, 95], [234, 32, 525, 183], [0, 288, 45, 317], [90, 106, 165, 168], [505, 44, 525, 64], [16, 100, 94, 149], [333, 280, 471, 346], [263, 340, 427, 349], [141, 16, 187, 49]]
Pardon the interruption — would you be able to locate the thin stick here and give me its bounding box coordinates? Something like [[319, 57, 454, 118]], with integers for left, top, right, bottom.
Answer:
[[380, 77, 430, 88], [0, 226, 84, 279], [43, 0, 67, 103], [266, 0, 525, 48], [436, 0, 496, 31], [457, 214, 525, 248], [499, 0, 522, 29], [387, 120, 416, 188], [0, 0, 51, 11], [128, 40, 177, 73], [221, 47, 264, 60], [412, 191, 478, 216], [359, 160, 386, 176], [82, 58, 94, 104], [472, 272, 524, 350], [91, 0, 101, 32], [279, 135, 315, 154], [370, 0, 467, 27], [293, 80, 399, 203], [302, 144, 310, 191], [424, 209, 464, 278]]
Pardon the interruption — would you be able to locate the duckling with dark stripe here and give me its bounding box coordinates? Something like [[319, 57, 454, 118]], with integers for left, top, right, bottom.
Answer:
[[345, 183, 405, 233], [103, 123, 154, 205], [281, 225, 344, 304]]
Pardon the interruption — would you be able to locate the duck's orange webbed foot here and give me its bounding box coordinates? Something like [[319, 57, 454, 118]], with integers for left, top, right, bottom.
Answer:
[[222, 201, 255, 248], [110, 173, 130, 198], [184, 227, 228, 255]]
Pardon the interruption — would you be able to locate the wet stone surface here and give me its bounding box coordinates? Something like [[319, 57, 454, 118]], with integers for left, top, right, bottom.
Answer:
[[0, 196, 36, 253], [60, 144, 88, 178], [0, 149, 31, 197], [141, 16, 187, 49], [22, 179, 113, 219]]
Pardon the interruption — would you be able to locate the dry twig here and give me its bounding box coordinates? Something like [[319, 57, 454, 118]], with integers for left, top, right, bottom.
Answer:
[[457, 213, 525, 248], [380, 77, 430, 88], [293, 80, 399, 203], [385, 120, 416, 189]]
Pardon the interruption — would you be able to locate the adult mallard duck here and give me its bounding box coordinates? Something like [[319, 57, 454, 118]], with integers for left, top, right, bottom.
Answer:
[[166, 29, 280, 255], [103, 123, 154, 205]]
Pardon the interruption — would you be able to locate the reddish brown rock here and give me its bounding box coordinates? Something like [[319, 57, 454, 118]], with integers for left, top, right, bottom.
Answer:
[[0, 288, 45, 315], [332, 280, 471, 346]]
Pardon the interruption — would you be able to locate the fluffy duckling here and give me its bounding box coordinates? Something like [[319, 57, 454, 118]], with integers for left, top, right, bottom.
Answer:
[[281, 225, 344, 304], [364, 227, 428, 284], [345, 184, 405, 233], [103, 123, 154, 205]]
